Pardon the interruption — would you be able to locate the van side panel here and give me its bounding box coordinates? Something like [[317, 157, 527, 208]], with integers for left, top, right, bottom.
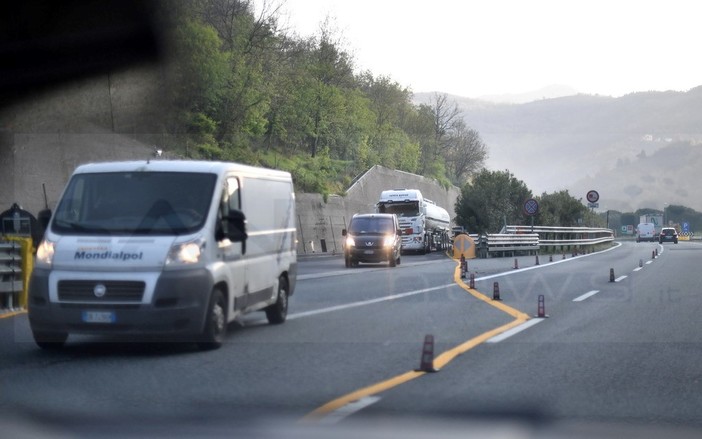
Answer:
[[240, 176, 296, 309]]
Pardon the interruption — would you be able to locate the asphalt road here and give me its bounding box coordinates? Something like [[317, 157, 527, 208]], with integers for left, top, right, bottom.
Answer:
[[2, 241, 701, 436]]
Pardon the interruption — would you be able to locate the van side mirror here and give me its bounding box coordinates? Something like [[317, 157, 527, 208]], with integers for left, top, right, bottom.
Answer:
[[341, 229, 347, 237], [226, 210, 248, 253], [38, 208, 52, 230], [397, 228, 402, 236]]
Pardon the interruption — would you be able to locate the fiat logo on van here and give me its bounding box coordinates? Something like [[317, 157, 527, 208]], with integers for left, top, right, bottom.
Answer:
[[93, 284, 107, 298]]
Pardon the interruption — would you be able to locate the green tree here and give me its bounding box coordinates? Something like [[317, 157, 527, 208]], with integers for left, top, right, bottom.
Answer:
[[156, 0, 489, 195], [164, 17, 231, 156], [358, 72, 420, 173], [455, 169, 532, 233], [536, 190, 590, 226], [444, 119, 488, 184]]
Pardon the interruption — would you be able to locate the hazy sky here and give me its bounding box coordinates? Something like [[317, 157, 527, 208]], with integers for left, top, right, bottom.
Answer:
[[277, 0, 702, 98]]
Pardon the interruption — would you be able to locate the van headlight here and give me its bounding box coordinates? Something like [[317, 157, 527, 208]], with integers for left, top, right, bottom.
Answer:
[[166, 238, 205, 266], [383, 235, 395, 247], [36, 239, 55, 267], [345, 236, 356, 247]]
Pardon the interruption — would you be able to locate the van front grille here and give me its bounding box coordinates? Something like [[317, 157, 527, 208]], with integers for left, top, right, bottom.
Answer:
[[58, 280, 145, 302]]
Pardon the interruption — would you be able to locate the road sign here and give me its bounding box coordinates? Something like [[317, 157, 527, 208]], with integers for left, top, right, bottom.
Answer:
[[586, 190, 599, 203], [452, 234, 475, 259], [588, 202, 599, 209], [523, 198, 539, 216], [683, 222, 690, 233]]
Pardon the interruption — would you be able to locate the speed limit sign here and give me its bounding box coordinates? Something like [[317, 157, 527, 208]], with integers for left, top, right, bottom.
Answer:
[[586, 190, 599, 204]]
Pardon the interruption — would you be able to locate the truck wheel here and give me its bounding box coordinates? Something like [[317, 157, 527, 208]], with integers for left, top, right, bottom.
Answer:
[[265, 276, 288, 324], [198, 288, 226, 350], [33, 330, 68, 350]]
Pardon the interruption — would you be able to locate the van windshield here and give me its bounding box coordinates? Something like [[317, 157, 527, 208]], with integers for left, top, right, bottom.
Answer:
[[51, 172, 217, 235]]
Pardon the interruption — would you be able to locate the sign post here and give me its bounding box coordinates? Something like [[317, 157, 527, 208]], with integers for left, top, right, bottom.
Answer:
[[523, 198, 539, 232], [586, 190, 600, 222], [586, 190, 599, 210]]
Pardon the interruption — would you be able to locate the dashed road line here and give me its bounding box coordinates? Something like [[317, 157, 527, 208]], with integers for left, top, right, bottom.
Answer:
[[486, 318, 545, 343], [573, 290, 600, 302]]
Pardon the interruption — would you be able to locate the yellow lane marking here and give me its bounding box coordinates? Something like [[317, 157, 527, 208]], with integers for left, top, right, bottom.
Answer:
[[0, 309, 27, 319], [303, 370, 425, 421], [302, 261, 531, 423], [452, 260, 531, 321]]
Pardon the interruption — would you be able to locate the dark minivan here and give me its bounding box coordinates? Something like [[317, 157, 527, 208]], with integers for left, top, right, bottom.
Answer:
[[342, 213, 402, 267]]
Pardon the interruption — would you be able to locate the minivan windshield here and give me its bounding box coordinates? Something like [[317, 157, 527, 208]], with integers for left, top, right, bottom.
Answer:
[[348, 217, 395, 235], [51, 171, 217, 235]]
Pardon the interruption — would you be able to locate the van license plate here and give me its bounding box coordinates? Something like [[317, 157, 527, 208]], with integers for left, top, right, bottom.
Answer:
[[82, 311, 116, 324], [364, 250, 374, 255]]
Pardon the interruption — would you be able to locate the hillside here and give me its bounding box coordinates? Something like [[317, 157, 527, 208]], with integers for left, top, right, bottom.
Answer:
[[414, 87, 702, 211]]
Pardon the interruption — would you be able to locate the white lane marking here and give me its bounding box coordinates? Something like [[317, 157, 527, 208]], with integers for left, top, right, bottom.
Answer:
[[615, 275, 627, 282], [286, 283, 457, 320], [645, 261, 653, 265], [290, 242, 627, 322], [317, 396, 382, 425], [300, 242, 625, 283], [633, 267, 643, 272], [573, 290, 600, 302], [298, 260, 447, 280], [486, 318, 545, 343], [473, 242, 623, 281]]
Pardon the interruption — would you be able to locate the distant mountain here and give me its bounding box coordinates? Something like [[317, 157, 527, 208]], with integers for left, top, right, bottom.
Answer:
[[477, 84, 579, 104], [413, 87, 702, 212]]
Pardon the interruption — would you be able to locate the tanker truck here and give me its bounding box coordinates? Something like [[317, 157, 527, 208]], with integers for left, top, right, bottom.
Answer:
[[376, 189, 451, 254]]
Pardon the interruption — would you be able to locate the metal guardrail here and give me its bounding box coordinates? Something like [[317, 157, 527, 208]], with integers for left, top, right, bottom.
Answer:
[[470, 225, 615, 258], [485, 233, 539, 254]]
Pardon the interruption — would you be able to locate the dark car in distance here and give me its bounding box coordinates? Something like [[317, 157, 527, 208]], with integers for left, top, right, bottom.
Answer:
[[659, 227, 679, 244], [342, 213, 402, 267]]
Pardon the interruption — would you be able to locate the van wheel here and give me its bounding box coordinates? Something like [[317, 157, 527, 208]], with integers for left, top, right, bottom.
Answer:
[[345, 256, 351, 267], [33, 330, 68, 350], [389, 255, 397, 267], [266, 276, 288, 324], [198, 288, 226, 350]]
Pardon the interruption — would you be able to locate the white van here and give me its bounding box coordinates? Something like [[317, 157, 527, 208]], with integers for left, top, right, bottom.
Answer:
[[636, 222, 656, 242], [28, 160, 297, 350]]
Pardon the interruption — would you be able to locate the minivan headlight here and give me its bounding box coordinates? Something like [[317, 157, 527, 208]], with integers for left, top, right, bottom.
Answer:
[[345, 236, 356, 247], [383, 235, 395, 247]]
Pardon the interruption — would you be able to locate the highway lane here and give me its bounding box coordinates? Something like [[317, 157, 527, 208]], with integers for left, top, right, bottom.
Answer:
[[0, 250, 493, 421], [2, 241, 700, 432], [322, 241, 702, 428]]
